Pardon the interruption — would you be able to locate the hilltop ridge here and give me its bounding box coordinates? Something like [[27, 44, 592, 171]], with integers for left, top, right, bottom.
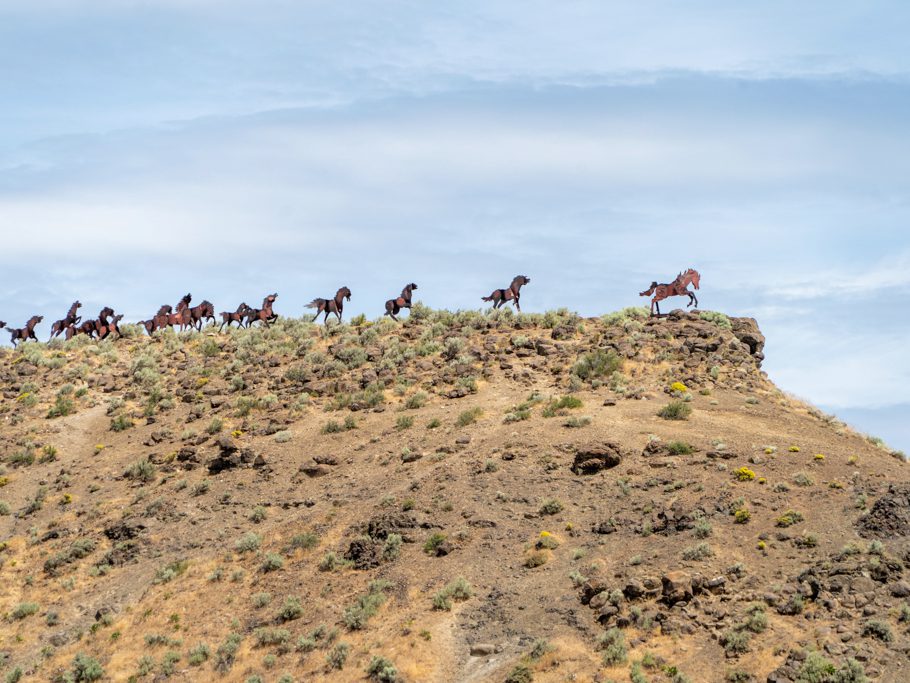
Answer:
[[0, 306, 907, 683]]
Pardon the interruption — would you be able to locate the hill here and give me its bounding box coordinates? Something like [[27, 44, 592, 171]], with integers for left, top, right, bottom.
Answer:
[[0, 306, 907, 683]]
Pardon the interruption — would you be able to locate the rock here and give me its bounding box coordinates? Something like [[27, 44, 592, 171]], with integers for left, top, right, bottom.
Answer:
[[890, 581, 910, 598], [401, 451, 422, 463], [208, 452, 241, 473], [344, 537, 381, 570], [470, 643, 497, 657], [857, 484, 910, 538], [300, 463, 330, 478], [314, 454, 338, 465], [592, 520, 617, 535], [104, 522, 145, 541], [571, 442, 623, 475], [662, 571, 693, 605], [731, 317, 765, 363]]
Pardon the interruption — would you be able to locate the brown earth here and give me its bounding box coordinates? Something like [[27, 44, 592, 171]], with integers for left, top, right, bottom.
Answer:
[[0, 306, 907, 683]]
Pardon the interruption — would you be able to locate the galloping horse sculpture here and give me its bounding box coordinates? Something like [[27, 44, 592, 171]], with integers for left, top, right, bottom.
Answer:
[[188, 300, 216, 330], [306, 287, 351, 324], [9, 316, 43, 346], [219, 303, 251, 331], [640, 268, 701, 316], [384, 283, 417, 321], [244, 294, 278, 328], [49, 301, 82, 340], [482, 275, 530, 312]]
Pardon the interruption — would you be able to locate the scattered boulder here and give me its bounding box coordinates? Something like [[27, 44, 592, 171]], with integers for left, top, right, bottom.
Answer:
[[662, 571, 693, 605], [857, 484, 910, 538], [571, 442, 623, 475]]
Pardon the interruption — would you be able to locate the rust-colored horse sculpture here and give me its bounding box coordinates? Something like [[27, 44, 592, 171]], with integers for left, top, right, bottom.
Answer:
[[244, 294, 278, 328], [188, 300, 215, 330], [640, 268, 701, 316], [384, 283, 417, 321], [482, 275, 530, 312], [306, 287, 350, 324], [49, 301, 82, 340], [219, 303, 250, 331], [97, 314, 123, 340], [9, 316, 43, 346]]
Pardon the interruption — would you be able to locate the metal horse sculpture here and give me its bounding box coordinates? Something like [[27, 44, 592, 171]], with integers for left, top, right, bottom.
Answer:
[[640, 268, 701, 316], [219, 303, 251, 331], [244, 294, 278, 328], [188, 300, 216, 330], [306, 287, 351, 324], [97, 314, 123, 340], [482, 275, 530, 312], [9, 316, 43, 346], [49, 301, 82, 340], [384, 283, 417, 321]]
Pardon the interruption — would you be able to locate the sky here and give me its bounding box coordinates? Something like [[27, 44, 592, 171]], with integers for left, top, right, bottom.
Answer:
[[0, 1, 908, 452]]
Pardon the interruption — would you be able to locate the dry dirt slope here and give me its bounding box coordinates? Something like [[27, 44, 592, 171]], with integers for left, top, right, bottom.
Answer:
[[0, 306, 908, 683]]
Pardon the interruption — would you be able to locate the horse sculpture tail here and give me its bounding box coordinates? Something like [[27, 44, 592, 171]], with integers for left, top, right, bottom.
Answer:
[[481, 295, 494, 302], [304, 299, 322, 309]]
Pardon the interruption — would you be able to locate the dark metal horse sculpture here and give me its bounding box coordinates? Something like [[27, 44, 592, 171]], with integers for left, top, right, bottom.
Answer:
[[482, 275, 530, 312], [306, 287, 351, 324], [639, 268, 701, 316], [188, 300, 216, 330], [219, 303, 251, 331], [49, 301, 82, 340], [384, 283, 417, 321], [244, 294, 278, 328], [9, 316, 43, 346], [97, 314, 123, 340]]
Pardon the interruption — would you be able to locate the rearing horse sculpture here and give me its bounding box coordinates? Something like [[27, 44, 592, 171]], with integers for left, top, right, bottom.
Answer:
[[10, 316, 44, 346], [640, 268, 701, 316], [244, 294, 278, 328], [306, 286, 351, 324], [49, 301, 82, 340], [482, 275, 530, 312], [384, 283, 417, 321]]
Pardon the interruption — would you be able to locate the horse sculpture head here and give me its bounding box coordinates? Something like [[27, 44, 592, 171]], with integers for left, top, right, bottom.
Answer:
[[338, 286, 352, 302], [99, 307, 114, 319], [0, 321, 5, 329], [685, 268, 701, 290], [29, 315, 44, 326], [263, 294, 277, 307], [511, 275, 530, 289]]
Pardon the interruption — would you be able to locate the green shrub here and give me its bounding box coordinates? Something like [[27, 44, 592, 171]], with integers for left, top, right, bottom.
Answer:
[[456, 407, 483, 427], [539, 499, 563, 515], [188, 643, 210, 666], [215, 633, 242, 672], [366, 655, 399, 682], [658, 401, 691, 420], [125, 458, 156, 483], [235, 532, 261, 553], [504, 665, 533, 683], [404, 391, 428, 409], [682, 543, 713, 561], [396, 415, 414, 431], [572, 350, 622, 381], [326, 642, 350, 670], [423, 533, 447, 555], [278, 596, 303, 622], [667, 441, 694, 455], [597, 627, 627, 665], [260, 553, 284, 573], [110, 415, 134, 432], [66, 653, 104, 682], [10, 602, 39, 620]]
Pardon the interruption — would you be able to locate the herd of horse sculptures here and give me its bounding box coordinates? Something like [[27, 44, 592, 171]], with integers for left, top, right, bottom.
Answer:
[[1, 269, 700, 347]]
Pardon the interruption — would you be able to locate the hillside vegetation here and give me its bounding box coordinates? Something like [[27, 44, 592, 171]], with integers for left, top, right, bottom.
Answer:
[[0, 305, 907, 683]]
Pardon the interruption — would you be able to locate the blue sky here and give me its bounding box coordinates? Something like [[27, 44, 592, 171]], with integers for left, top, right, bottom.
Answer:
[[1, 1, 908, 451]]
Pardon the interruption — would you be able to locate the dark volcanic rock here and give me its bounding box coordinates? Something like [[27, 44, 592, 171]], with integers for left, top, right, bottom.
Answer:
[[571, 442, 623, 475], [857, 484, 910, 538]]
